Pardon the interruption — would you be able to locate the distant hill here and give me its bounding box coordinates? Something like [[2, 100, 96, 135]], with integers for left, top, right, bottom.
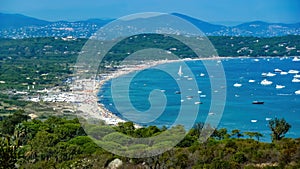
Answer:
[[172, 13, 300, 37], [235, 21, 300, 31], [0, 12, 299, 38], [0, 13, 50, 29], [171, 13, 226, 33], [231, 21, 300, 36]]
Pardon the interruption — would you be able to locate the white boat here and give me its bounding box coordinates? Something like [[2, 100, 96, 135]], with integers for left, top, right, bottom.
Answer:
[[253, 58, 259, 62], [233, 83, 242, 87], [266, 72, 276, 77], [178, 65, 183, 77], [292, 78, 300, 83], [248, 79, 255, 83], [294, 74, 300, 78], [261, 72, 267, 77], [276, 85, 285, 89], [288, 70, 299, 74], [186, 96, 193, 99], [194, 101, 202, 105], [292, 56, 300, 62], [200, 73, 205, 77], [208, 112, 215, 116], [295, 90, 300, 95], [280, 71, 288, 75], [265, 118, 272, 121], [251, 120, 258, 123], [274, 68, 282, 72], [200, 95, 206, 98], [261, 79, 273, 86], [197, 90, 202, 94], [252, 101, 264, 104]]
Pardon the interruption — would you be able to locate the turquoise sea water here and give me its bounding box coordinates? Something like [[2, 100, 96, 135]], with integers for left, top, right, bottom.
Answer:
[[98, 57, 300, 142]]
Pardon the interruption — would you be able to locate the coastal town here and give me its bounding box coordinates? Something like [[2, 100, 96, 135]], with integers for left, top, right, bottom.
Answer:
[[20, 58, 197, 125]]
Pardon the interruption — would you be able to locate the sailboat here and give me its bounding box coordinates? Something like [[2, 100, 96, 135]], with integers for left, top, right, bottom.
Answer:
[[178, 65, 183, 77], [292, 56, 300, 62]]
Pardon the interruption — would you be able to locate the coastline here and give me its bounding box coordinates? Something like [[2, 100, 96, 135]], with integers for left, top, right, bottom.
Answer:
[[92, 55, 294, 126], [90, 56, 225, 126], [40, 55, 293, 126], [22, 55, 299, 134]]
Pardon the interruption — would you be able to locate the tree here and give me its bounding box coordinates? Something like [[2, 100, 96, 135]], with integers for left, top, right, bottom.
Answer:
[[268, 118, 291, 141], [0, 134, 21, 169], [115, 122, 135, 136], [244, 132, 256, 139], [231, 129, 243, 138], [190, 122, 215, 142], [253, 132, 263, 142], [0, 110, 29, 135], [244, 131, 263, 141], [191, 122, 205, 137], [29, 131, 59, 161], [213, 128, 228, 140]]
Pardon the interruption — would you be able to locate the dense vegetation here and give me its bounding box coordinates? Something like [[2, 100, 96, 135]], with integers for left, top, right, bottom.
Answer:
[[0, 35, 299, 90], [0, 110, 299, 169], [0, 37, 86, 90]]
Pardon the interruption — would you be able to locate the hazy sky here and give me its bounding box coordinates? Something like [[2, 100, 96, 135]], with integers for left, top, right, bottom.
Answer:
[[0, 0, 299, 25]]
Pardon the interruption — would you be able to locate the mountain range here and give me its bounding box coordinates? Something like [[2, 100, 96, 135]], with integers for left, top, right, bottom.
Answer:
[[0, 12, 299, 38]]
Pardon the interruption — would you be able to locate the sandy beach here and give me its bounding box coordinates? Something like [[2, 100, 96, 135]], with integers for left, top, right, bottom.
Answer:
[[71, 56, 224, 126]]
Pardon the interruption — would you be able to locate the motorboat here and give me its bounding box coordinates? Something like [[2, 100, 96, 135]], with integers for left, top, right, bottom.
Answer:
[[261, 79, 273, 85], [294, 74, 300, 78], [292, 78, 300, 83], [280, 71, 288, 75], [261, 72, 267, 77], [288, 70, 299, 74], [276, 85, 285, 89], [186, 96, 193, 100], [175, 91, 181, 94], [248, 79, 255, 83], [266, 72, 276, 77], [295, 90, 300, 95], [252, 101, 264, 104], [274, 68, 282, 72], [233, 83, 242, 87]]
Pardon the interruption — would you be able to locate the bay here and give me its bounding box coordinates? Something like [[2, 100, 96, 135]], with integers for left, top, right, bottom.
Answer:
[[98, 57, 300, 142]]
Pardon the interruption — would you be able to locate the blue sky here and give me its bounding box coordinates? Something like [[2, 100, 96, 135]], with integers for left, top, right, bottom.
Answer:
[[0, 0, 299, 25]]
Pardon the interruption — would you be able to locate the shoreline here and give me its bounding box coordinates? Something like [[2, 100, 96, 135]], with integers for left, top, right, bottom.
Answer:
[[92, 56, 225, 126], [64, 56, 295, 126]]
